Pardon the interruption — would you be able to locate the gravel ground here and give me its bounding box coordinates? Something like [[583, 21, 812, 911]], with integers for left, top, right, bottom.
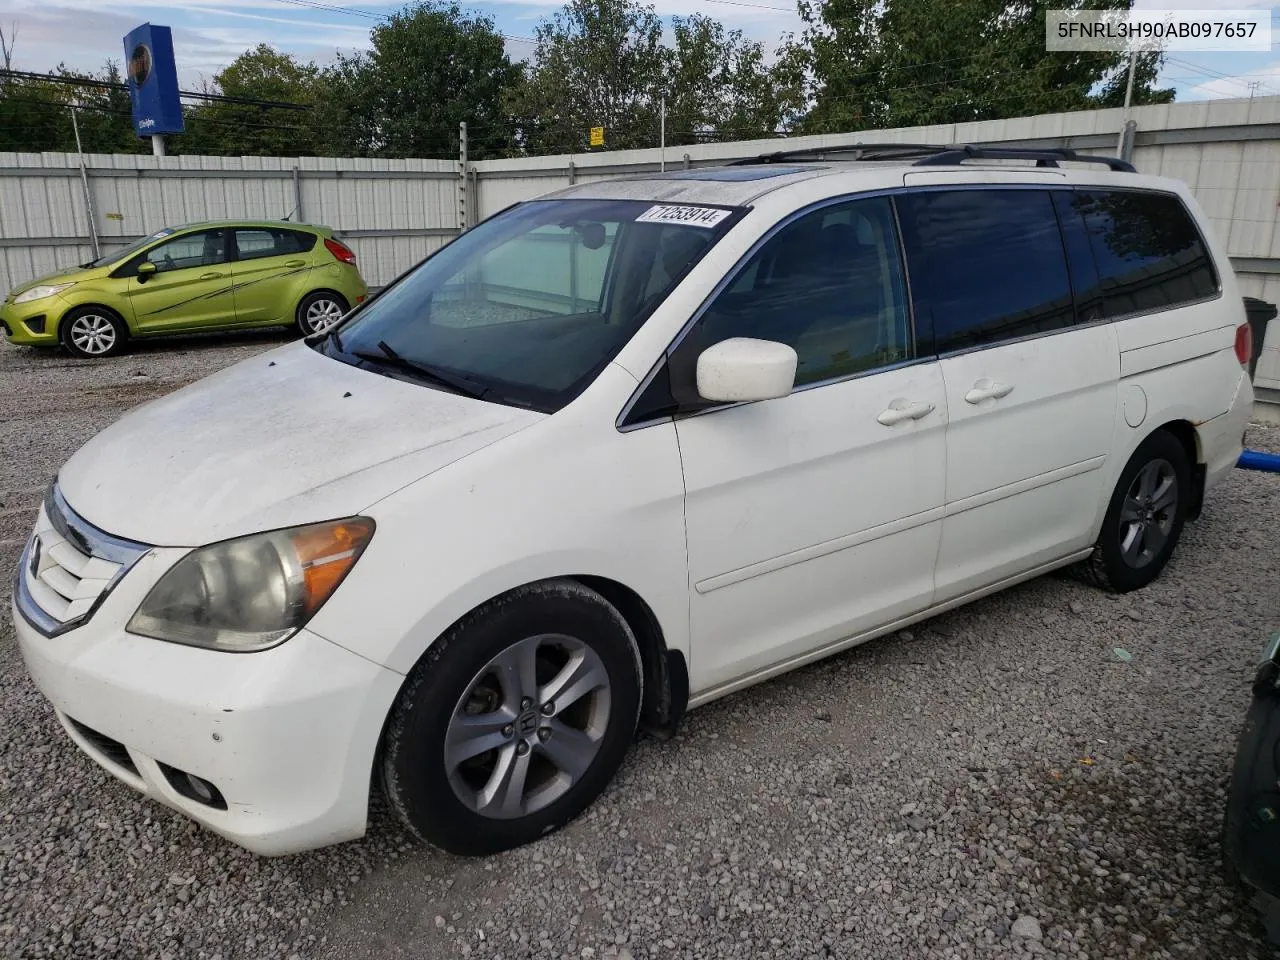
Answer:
[[2, 333, 1280, 960]]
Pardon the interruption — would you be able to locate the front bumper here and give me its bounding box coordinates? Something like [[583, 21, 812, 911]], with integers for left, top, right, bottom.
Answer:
[[0, 295, 65, 345], [15, 595, 403, 856]]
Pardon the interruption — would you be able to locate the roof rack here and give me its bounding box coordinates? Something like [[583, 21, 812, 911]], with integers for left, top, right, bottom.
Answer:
[[728, 143, 953, 165], [731, 142, 1136, 173], [913, 145, 1136, 173]]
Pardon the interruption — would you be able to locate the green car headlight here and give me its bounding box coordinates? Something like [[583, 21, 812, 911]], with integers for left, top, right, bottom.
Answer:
[[15, 283, 74, 304]]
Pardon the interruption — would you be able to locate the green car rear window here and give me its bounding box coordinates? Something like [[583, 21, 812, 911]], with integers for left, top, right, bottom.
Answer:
[[233, 228, 318, 261]]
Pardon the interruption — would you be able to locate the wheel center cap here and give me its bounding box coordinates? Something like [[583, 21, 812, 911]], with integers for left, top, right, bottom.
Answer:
[[516, 710, 540, 737]]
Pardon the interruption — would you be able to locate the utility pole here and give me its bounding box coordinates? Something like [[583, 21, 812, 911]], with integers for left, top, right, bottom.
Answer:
[[1117, 49, 1137, 159], [69, 104, 100, 260], [660, 97, 666, 173]]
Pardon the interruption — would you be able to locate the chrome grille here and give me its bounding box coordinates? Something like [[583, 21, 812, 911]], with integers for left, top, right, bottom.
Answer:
[[15, 484, 150, 637]]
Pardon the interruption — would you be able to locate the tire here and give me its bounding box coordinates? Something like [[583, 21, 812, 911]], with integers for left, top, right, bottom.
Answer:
[[1073, 429, 1191, 593], [381, 579, 642, 856], [295, 290, 348, 336], [59, 306, 127, 359]]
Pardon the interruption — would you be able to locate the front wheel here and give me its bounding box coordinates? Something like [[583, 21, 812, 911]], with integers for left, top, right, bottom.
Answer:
[[295, 291, 348, 336], [59, 306, 127, 359], [381, 580, 642, 856], [1074, 429, 1191, 593]]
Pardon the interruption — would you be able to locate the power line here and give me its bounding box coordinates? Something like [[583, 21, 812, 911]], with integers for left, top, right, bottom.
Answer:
[[1164, 55, 1280, 97], [700, 0, 795, 11], [0, 68, 313, 110], [269, 0, 381, 19], [1, 94, 320, 134]]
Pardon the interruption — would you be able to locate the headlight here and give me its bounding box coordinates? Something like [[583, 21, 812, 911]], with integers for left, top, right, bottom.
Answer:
[[15, 283, 74, 304], [127, 517, 375, 652]]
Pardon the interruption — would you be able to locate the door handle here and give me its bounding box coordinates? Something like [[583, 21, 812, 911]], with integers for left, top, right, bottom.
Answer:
[[199, 272, 224, 280], [964, 379, 1014, 404], [284, 259, 306, 268], [877, 399, 935, 426]]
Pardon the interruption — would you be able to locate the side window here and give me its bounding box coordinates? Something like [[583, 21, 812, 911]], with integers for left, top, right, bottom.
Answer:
[[1066, 190, 1219, 318], [896, 189, 1074, 354], [234, 228, 313, 261], [691, 196, 912, 387], [139, 231, 226, 273]]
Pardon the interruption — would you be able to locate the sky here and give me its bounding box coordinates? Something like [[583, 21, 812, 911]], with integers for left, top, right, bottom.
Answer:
[[2, 0, 1280, 106]]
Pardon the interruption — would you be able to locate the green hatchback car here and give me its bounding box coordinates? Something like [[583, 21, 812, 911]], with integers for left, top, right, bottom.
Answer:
[[1, 220, 369, 358]]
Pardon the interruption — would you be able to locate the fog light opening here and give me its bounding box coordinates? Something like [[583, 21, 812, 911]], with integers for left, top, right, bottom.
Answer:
[[187, 772, 214, 803], [158, 761, 228, 810]]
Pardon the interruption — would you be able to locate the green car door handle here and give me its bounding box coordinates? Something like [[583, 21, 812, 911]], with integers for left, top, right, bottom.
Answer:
[[284, 260, 306, 268], [199, 272, 224, 281]]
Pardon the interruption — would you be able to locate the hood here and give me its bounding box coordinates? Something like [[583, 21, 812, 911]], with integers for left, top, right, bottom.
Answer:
[[57, 342, 544, 546]]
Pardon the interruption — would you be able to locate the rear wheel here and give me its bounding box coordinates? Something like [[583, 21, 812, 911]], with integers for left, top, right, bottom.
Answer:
[[59, 306, 126, 359], [1074, 430, 1191, 593], [295, 291, 348, 336], [381, 580, 642, 856]]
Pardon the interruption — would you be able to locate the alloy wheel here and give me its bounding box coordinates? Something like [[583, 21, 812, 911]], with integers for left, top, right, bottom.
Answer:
[[305, 298, 344, 333], [69, 314, 117, 356], [445, 633, 611, 820], [1117, 458, 1178, 569]]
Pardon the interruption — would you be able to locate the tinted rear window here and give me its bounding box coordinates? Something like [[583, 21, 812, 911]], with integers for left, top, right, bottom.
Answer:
[[896, 189, 1075, 354], [1064, 190, 1218, 318], [234, 228, 316, 261]]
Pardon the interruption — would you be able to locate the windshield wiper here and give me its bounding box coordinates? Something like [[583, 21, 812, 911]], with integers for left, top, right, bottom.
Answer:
[[350, 340, 490, 400]]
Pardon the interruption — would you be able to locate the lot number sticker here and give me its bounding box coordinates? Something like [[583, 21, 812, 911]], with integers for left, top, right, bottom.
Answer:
[[635, 205, 730, 228]]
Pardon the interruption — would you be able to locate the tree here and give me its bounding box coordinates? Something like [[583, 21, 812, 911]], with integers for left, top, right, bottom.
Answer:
[[318, 2, 521, 159], [69, 62, 144, 154], [504, 0, 666, 155], [0, 61, 144, 155], [792, 0, 1173, 134], [666, 15, 804, 144], [179, 45, 325, 157], [508, 0, 801, 155]]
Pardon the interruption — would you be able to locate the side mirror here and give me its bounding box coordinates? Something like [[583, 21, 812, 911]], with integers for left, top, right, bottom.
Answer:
[[696, 337, 797, 404], [136, 261, 157, 282]]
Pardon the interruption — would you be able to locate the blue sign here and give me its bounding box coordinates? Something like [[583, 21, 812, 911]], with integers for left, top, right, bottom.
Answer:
[[123, 24, 184, 137]]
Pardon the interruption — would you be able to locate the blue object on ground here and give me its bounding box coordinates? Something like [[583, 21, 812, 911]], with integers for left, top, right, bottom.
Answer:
[[1239, 449, 1280, 472]]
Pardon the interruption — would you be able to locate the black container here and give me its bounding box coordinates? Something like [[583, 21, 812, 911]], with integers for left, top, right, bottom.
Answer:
[[1244, 297, 1278, 383]]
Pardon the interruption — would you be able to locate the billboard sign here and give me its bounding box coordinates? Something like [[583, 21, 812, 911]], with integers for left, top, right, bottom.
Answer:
[[123, 23, 184, 137]]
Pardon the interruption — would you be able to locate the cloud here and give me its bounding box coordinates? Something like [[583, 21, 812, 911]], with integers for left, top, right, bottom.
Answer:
[[6, 0, 387, 10], [3, 1, 371, 86], [1181, 60, 1280, 100]]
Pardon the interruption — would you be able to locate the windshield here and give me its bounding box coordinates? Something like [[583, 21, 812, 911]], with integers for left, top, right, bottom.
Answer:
[[319, 198, 739, 412], [89, 228, 176, 268]]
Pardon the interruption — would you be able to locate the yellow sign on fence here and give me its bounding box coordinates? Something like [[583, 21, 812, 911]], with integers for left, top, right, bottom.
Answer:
[[589, 126, 604, 147]]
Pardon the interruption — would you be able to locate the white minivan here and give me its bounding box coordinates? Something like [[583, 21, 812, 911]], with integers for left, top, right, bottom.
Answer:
[[14, 145, 1255, 856]]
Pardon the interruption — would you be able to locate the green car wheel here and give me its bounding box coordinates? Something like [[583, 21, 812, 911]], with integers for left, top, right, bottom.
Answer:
[[296, 291, 349, 336], [60, 306, 128, 359]]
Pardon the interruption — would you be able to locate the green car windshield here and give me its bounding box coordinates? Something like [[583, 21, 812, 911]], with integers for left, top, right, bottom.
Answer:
[[87, 228, 177, 268], [320, 198, 739, 413]]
